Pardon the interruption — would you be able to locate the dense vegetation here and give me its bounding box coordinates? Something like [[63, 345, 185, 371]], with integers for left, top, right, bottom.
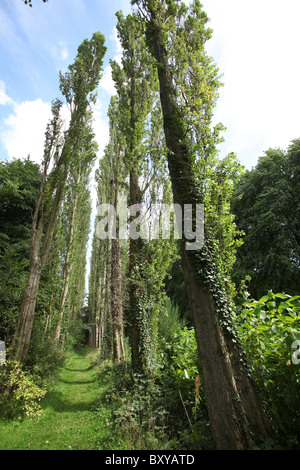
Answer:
[[0, 0, 299, 451]]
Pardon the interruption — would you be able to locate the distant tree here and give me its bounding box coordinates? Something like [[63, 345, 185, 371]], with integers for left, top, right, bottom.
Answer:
[[232, 141, 300, 299], [12, 33, 106, 362], [54, 115, 97, 348], [0, 158, 42, 343], [0, 158, 42, 257], [111, 11, 159, 374]]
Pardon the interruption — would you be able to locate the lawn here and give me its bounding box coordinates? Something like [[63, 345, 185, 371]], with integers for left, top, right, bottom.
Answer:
[[0, 349, 115, 450]]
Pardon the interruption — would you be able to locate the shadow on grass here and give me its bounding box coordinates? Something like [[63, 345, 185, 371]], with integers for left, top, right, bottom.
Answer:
[[41, 350, 103, 414], [64, 366, 94, 372], [42, 390, 101, 413], [59, 379, 96, 385]]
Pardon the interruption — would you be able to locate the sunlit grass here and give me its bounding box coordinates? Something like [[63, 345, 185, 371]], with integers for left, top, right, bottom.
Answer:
[[0, 348, 114, 450]]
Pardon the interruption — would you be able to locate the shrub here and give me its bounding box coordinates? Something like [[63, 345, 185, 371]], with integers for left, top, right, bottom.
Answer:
[[157, 327, 213, 449], [236, 291, 300, 448], [0, 360, 46, 419]]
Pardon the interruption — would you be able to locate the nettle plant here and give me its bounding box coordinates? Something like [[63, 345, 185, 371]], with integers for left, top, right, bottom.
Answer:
[[236, 291, 300, 445]]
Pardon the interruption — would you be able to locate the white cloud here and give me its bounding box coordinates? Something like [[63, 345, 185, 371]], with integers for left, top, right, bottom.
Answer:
[[99, 26, 123, 96], [0, 81, 14, 106], [57, 41, 69, 61], [90, 98, 110, 209], [200, 0, 300, 168], [1, 97, 51, 164], [100, 65, 117, 96], [110, 27, 123, 55]]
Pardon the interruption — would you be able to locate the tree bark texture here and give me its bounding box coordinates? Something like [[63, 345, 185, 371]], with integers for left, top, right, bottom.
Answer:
[[129, 170, 147, 373], [111, 238, 125, 362], [127, 67, 151, 374], [13, 258, 42, 361]]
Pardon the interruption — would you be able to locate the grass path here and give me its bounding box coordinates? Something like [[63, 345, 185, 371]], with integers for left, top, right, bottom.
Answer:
[[0, 349, 114, 450]]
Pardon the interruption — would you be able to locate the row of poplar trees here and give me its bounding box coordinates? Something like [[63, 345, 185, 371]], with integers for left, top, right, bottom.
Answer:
[[15, 0, 276, 450], [11, 32, 107, 360], [87, 0, 275, 450]]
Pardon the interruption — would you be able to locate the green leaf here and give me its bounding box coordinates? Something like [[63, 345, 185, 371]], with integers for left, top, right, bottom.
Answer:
[[271, 324, 279, 334], [290, 329, 300, 341], [260, 310, 266, 321], [278, 302, 290, 314], [274, 293, 288, 299], [267, 301, 276, 311], [258, 295, 270, 303]]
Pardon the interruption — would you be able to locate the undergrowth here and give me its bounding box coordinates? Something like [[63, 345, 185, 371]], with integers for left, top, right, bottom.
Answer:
[[99, 327, 214, 451]]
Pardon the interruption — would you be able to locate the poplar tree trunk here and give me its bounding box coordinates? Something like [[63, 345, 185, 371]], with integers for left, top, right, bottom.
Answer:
[[129, 171, 145, 373], [13, 178, 66, 362], [149, 11, 274, 450], [54, 178, 80, 348], [110, 180, 125, 362], [111, 238, 125, 362], [14, 259, 42, 361]]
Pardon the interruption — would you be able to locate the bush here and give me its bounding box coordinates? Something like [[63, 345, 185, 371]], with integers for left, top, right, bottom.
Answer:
[[0, 360, 46, 419], [236, 291, 300, 448], [157, 327, 213, 449]]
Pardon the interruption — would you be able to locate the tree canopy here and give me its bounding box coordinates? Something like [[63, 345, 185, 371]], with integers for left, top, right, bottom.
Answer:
[[232, 140, 300, 299]]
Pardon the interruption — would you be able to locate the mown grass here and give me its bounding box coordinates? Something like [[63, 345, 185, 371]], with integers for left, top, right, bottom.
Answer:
[[0, 348, 118, 450]]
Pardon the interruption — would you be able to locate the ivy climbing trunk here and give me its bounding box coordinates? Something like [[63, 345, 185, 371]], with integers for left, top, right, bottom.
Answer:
[[141, 0, 274, 449], [110, 11, 155, 374], [129, 171, 148, 373]]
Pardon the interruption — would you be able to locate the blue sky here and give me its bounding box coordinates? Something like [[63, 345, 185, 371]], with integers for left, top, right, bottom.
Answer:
[[1, 0, 300, 172], [0, 0, 131, 166]]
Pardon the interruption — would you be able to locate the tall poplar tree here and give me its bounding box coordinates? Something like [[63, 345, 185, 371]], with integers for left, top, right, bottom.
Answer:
[[88, 154, 112, 356], [111, 11, 158, 374], [107, 98, 126, 363], [12, 33, 106, 362], [132, 0, 274, 449], [54, 116, 97, 347]]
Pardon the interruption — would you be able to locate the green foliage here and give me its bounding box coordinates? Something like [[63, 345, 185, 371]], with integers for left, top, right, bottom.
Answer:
[[202, 152, 245, 299], [108, 367, 171, 450], [157, 298, 188, 341], [0, 158, 42, 343], [0, 361, 46, 419], [236, 292, 300, 447], [231, 142, 300, 298], [0, 158, 42, 255], [101, 321, 213, 450], [156, 327, 213, 449]]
